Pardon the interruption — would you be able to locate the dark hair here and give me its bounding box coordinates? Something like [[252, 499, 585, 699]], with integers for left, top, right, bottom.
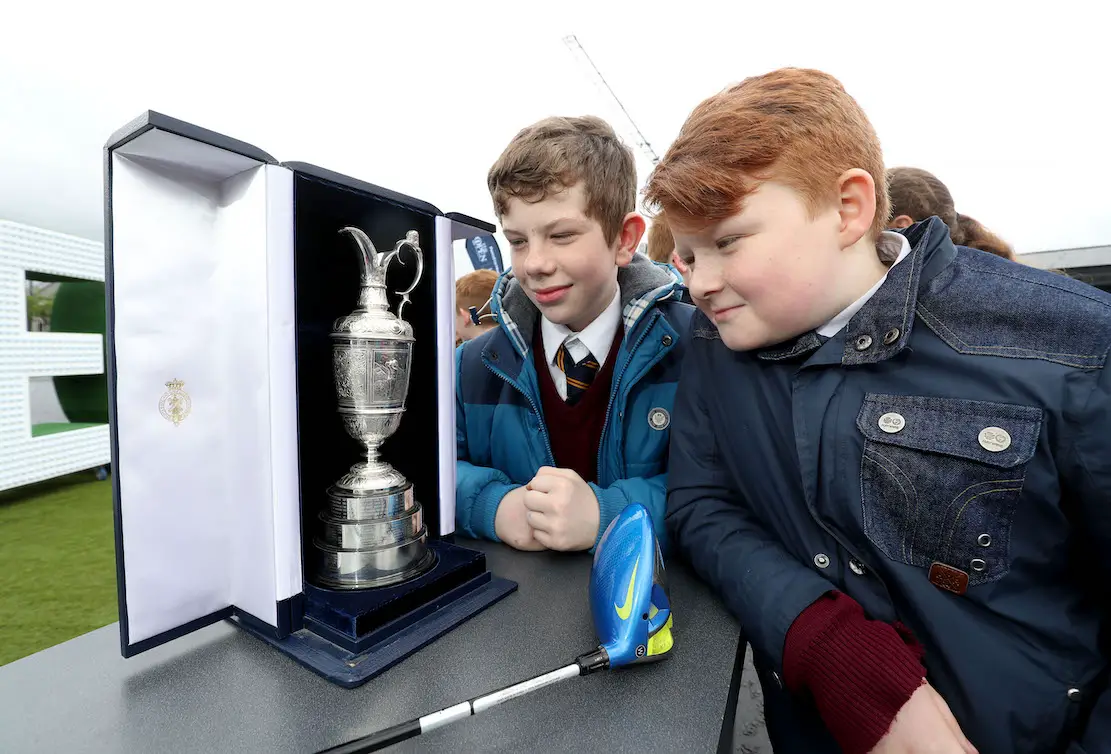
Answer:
[[887, 167, 1015, 260]]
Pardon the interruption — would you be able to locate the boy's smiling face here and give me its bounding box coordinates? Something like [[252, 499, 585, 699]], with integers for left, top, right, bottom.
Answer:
[[501, 182, 640, 333], [672, 176, 880, 352]]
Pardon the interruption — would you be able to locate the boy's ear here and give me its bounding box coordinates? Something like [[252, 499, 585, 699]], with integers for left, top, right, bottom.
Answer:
[[836, 169, 877, 249], [888, 214, 914, 229], [613, 212, 647, 266]]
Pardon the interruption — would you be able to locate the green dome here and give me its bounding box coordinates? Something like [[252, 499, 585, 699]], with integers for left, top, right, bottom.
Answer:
[[50, 280, 108, 424]]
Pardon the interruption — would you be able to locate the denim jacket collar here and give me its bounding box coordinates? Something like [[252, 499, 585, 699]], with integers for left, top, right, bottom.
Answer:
[[758, 217, 956, 364]]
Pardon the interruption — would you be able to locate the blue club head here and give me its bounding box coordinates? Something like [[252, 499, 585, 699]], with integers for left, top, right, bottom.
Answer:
[[588, 503, 673, 668]]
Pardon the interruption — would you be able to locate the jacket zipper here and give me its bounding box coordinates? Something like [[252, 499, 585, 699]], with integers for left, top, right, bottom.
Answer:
[[483, 359, 556, 467], [596, 311, 662, 483]]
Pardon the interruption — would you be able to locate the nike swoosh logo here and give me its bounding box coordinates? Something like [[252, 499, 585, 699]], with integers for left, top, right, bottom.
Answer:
[[614, 557, 640, 620]]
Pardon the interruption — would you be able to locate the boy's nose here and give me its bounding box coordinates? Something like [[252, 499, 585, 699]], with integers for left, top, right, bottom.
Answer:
[[688, 265, 723, 301], [523, 245, 557, 277]]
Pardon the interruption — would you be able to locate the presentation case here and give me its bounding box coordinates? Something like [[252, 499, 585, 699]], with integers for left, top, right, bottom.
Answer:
[[104, 111, 516, 686]]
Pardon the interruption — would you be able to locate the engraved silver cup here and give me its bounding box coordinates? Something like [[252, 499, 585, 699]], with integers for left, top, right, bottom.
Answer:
[[312, 226, 435, 589]]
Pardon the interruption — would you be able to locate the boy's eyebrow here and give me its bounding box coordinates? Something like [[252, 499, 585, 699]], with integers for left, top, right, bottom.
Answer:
[[502, 217, 586, 236]]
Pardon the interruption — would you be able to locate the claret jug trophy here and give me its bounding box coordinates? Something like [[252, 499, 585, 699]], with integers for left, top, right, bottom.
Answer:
[[312, 226, 435, 589]]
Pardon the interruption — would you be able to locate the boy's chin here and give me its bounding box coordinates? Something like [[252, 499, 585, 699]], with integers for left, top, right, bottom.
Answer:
[[532, 300, 584, 329], [717, 322, 803, 353]]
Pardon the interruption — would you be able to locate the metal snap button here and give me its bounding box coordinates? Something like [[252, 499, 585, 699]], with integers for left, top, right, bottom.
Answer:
[[882, 327, 901, 345], [1068, 688, 1083, 702], [977, 534, 992, 547], [978, 427, 1011, 452], [878, 412, 906, 433], [662, 334, 673, 346], [849, 559, 866, 576], [970, 558, 987, 572], [490, 350, 499, 362], [854, 334, 873, 351], [814, 553, 830, 569]]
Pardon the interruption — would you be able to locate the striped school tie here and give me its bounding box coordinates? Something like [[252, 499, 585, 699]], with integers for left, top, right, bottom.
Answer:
[[556, 343, 599, 406]]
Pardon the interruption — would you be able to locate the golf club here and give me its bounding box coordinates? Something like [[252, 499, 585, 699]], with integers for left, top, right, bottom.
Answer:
[[316, 502, 674, 753]]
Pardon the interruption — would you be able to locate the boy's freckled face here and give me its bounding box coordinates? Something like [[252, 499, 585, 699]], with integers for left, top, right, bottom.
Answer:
[[501, 183, 623, 333], [673, 181, 845, 352]]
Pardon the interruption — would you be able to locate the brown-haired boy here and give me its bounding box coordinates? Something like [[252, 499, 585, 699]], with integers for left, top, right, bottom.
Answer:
[[645, 217, 675, 264], [648, 68, 1111, 754], [455, 268, 500, 345], [454, 115, 693, 553]]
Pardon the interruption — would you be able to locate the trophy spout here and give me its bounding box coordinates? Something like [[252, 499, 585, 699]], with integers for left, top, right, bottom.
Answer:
[[340, 226, 384, 286]]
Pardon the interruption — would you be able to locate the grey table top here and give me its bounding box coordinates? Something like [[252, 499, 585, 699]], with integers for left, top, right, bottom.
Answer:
[[0, 537, 742, 754]]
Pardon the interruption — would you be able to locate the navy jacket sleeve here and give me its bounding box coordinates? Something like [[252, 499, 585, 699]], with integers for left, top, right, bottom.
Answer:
[[1064, 357, 1111, 753], [665, 337, 836, 671]]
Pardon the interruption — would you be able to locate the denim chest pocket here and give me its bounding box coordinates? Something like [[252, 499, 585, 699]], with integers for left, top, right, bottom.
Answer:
[[856, 394, 1043, 587]]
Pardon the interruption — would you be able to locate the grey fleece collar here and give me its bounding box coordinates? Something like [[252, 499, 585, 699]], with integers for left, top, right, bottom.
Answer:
[[490, 253, 683, 357]]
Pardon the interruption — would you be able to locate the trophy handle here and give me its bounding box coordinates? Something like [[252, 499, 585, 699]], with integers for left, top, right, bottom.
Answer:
[[383, 230, 424, 321]]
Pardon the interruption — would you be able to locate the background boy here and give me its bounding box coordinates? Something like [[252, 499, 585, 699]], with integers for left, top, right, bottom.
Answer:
[[455, 115, 693, 552], [647, 68, 1111, 754], [455, 268, 500, 345]]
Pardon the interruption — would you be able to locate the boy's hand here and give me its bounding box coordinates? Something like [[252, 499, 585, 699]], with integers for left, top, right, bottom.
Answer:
[[522, 467, 600, 551], [872, 684, 978, 754], [494, 487, 547, 551]]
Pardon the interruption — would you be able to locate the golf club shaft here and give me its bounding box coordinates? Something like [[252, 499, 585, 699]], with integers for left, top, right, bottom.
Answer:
[[317, 663, 584, 754]]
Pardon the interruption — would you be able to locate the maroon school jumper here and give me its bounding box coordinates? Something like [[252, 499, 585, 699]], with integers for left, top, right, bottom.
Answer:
[[533, 324, 624, 483]]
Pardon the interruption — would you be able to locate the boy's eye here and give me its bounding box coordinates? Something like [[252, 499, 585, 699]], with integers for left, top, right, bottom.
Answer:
[[551, 232, 576, 242], [716, 235, 743, 250], [507, 238, 527, 247]]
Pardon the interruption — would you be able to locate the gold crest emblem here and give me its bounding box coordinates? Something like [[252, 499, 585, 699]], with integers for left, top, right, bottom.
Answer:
[[159, 378, 192, 426]]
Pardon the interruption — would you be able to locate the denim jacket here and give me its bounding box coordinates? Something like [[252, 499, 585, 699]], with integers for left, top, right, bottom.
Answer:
[[667, 217, 1111, 754]]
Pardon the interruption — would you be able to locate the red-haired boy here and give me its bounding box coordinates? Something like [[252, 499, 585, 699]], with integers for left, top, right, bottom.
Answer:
[[648, 68, 1111, 754]]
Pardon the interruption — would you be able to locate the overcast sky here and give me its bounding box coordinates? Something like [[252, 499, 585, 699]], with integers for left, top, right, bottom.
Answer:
[[0, 0, 1107, 256]]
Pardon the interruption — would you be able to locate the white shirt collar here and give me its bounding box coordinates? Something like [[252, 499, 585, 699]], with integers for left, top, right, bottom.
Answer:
[[816, 232, 911, 338], [541, 286, 622, 369]]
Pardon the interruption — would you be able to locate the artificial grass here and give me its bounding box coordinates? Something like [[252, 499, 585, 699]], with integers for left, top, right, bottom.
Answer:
[[0, 470, 117, 666]]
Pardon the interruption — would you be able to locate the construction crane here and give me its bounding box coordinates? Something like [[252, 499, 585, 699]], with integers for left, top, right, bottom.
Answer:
[[562, 34, 660, 168]]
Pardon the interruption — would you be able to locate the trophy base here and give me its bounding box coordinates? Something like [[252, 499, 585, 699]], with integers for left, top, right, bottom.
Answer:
[[315, 478, 433, 589], [312, 537, 437, 589], [326, 479, 414, 520], [233, 538, 518, 688], [317, 506, 425, 551]]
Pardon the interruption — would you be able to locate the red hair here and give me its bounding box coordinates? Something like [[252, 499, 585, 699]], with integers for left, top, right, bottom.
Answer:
[[645, 68, 889, 238], [455, 269, 499, 313]]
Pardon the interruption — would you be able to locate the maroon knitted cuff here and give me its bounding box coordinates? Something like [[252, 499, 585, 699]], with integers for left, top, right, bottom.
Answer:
[[782, 591, 927, 754]]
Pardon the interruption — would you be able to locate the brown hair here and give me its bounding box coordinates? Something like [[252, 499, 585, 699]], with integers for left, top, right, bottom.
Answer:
[[887, 167, 1015, 260], [487, 115, 636, 243], [645, 218, 674, 263], [455, 269, 499, 314], [644, 68, 889, 238]]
